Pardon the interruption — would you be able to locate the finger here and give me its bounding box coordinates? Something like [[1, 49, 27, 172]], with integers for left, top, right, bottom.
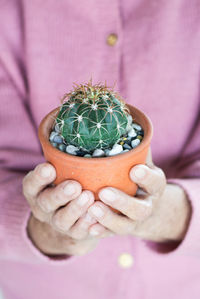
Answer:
[[99, 187, 152, 221], [88, 223, 114, 238], [22, 163, 56, 201], [51, 191, 95, 234], [130, 164, 166, 196], [88, 201, 135, 235], [37, 180, 82, 213], [68, 212, 97, 240], [135, 187, 148, 198]]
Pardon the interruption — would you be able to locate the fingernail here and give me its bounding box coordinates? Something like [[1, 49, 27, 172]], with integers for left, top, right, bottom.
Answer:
[[99, 189, 116, 202], [89, 206, 104, 217], [132, 167, 146, 179], [85, 213, 94, 222], [63, 183, 76, 196], [77, 193, 90, 206], [89, 229, 99, 236], [40, 166, 51, 178]]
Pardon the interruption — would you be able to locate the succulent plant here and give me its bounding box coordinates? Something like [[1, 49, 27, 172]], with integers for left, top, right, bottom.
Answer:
[[55, 80, 131, 151]]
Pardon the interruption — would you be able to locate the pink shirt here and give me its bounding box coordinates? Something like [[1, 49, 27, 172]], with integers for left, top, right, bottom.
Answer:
[[0, 1, 200, 298]]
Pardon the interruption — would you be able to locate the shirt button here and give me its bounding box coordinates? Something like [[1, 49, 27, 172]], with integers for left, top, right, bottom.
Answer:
[[118, 253, 134, 269], [106, 33, 118, 46]]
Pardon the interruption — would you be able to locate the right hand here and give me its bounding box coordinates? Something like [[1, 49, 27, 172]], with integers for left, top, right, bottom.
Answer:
[[22, 163, 110, 257]]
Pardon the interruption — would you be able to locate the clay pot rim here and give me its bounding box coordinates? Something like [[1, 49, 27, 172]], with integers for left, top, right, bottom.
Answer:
[[38, 105, 153, 164]]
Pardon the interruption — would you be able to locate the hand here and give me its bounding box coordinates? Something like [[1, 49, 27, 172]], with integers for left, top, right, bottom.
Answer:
[[87, 149, 192, 243], [23, 163, 111, 256]]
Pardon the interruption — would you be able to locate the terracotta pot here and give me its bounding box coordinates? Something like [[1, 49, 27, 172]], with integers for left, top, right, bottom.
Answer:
[[38, 104, 153, 203]]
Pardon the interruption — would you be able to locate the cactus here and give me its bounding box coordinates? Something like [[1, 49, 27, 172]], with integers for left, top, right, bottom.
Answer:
[[55, 80, 131, 151]]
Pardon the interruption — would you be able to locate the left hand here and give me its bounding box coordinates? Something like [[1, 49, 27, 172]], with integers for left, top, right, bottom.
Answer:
[[87, 148, 191, 243]]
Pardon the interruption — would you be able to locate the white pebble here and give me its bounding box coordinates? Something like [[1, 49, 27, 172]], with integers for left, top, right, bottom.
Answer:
[[123, 143, 131, 150], [127, 114, 133, 125], [84, 154, 92, 158], [132, 123, 142, 131], [58, 144, 66, 152], [128, 128, 137, 138], [53, 135, 63, 144], [131, 139, 141, 148], [108, 144, 123, 156], [66, 145, 78, 155], [104, 149, 111, 156], [92, 149, 105, 157], [51, 142, 57, 148], [54, 123, 61, 133], [126, 115, 132, 131], [49, 131, 58, 142], [126, 124, 132, 132]]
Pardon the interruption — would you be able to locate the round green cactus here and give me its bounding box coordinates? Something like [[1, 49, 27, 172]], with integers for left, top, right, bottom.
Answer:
[[55, 81, 131, 151]]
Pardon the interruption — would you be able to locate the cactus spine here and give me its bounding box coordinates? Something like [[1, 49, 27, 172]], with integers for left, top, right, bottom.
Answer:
[[56, 81, 131, 151]]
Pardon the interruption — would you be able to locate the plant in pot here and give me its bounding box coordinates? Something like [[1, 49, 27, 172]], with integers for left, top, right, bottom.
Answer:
[[38, 80, 153, 210]]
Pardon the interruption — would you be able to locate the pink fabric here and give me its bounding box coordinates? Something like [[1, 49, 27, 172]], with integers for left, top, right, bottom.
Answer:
[[0, 0, 200, 298]]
